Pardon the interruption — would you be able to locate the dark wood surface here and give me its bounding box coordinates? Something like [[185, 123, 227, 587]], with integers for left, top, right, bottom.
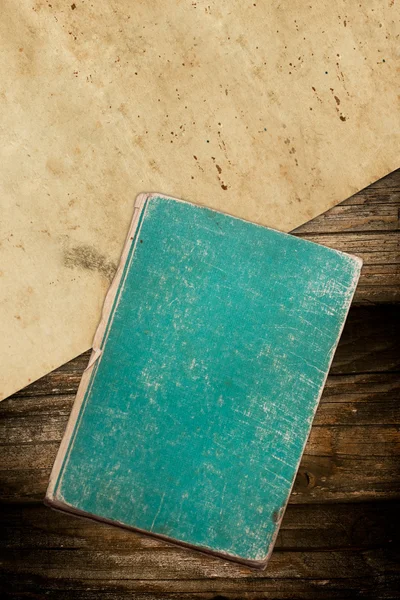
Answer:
[[1, 170, 399, 599]]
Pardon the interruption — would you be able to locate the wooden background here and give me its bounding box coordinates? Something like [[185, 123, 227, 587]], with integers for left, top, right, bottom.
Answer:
[[1, 170, 399, 599]]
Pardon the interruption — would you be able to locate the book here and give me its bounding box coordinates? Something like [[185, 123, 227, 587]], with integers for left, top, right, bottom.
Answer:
[[46, 193, 362, 568]]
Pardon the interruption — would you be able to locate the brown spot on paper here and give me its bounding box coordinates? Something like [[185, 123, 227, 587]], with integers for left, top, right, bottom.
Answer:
[[63, 245, 117, 282]]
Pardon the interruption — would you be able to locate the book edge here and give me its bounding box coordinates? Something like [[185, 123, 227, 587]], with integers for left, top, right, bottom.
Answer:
[[46, 192, 150, 501], [139, 191, 364, 268], [43, 495, 267, 570], [261, 254, 363, 565]]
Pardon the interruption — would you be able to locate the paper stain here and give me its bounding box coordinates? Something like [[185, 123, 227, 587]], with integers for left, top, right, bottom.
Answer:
[[63, 244, 117, 282]]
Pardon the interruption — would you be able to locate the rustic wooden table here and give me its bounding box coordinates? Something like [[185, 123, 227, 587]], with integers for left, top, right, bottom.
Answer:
[[1, 170, 399, 599]]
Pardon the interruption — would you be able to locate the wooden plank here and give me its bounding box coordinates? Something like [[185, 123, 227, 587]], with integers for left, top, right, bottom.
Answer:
[[1, 306, 398, 505], [2, 451, 399, 506], [3, 502, 398, 599], [317, 373, 400, 425], [2, 373, 399, 438], [295, 232, 400, 304], [0, 543, 397, 582], [8, 305, 399, 400], [330, 306, 400, 375], [341, 170, 400, 205], [294, 169, 400, 303], [2, 576, 398, 600], [2, 375, 400, 446], [294, 169, 400, 234], [296, 204, 399, 234], [1, 422, 399, 504], [0, 542, 398, 600], [1, 502, 397, 552]]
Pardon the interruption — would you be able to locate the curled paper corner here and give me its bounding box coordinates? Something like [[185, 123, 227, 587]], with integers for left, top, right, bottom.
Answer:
[[85, 348, 103, 371]]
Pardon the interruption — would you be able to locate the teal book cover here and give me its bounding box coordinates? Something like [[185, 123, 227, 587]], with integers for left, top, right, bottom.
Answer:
[[46, 193, 362, 568]]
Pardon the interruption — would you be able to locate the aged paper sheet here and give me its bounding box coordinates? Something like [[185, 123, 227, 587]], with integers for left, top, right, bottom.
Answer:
[[1, 1, 399, 399]]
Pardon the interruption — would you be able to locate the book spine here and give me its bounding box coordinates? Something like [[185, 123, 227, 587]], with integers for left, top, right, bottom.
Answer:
[[45, 193, 150, 501]]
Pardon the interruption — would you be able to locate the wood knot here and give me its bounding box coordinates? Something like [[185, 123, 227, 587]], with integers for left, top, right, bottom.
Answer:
[[298, 469, 316, 489]]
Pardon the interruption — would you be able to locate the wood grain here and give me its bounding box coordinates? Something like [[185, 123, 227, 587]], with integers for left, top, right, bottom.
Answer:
[[294, 170, 400, 304], [294, 172, 400, 234], [1, 170, 399, 598], [1, 503, 399, 594]]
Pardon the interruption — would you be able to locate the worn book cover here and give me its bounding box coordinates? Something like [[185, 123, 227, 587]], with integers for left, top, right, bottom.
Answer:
[[46, 194, 362, 568]]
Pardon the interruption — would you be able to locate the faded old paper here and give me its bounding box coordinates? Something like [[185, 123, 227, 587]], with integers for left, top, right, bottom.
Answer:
[[0, 1, 399, 400]]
